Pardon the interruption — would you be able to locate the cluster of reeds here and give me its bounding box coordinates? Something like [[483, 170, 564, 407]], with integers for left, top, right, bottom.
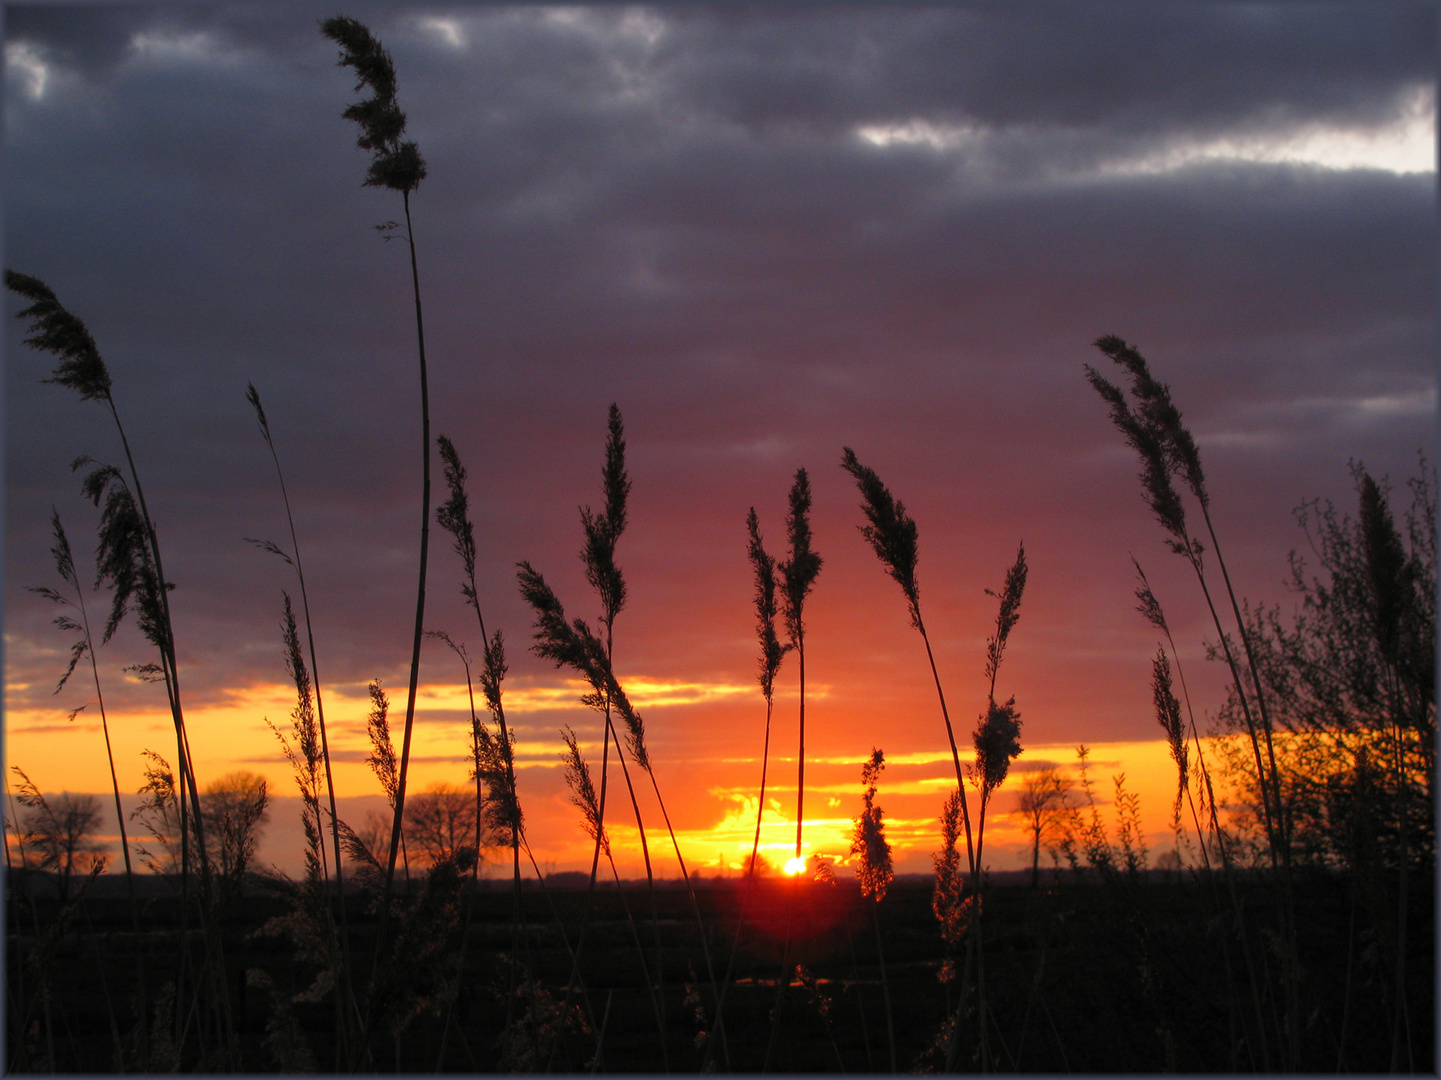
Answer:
[[5, 11, 1432, 1070], [841, 446, 1028, 1070], [1084, 335, 1431, 1071]]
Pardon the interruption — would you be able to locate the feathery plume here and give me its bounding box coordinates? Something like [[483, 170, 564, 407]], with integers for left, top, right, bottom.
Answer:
[[1151, 648, 1188, 815], [517, 562, 649, 771], [320, 16, 426, 193], [850, 749, 894, 902], [746, 508, 787, 702], [983, 543, 1028, 690], [5, 270, 112, 402], [76, 460, 166, 649], [973, 698, 1022, 797], [436, 435, 478, 606], [1094, 334, 1209, 509], [561, 727, 608, 858], [1131, 555, 1168, 635], [778, 468, 822, 647], [366, 680, 399, 807], [580, 404, 630, 631], [840, 448, 921, 628]]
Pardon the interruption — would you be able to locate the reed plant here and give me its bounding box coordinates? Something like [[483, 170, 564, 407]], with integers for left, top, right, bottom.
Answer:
[[1086, 334, 1298, 1067], [434, 436, 525, 969], [778, 468, 822, 867], [759, 467, 821, 1072], [5, 270, 237, 1065], [319, 14, 434, 923], [850, 748, 896, 1072], [841, 448, 1026, 1069], [709, 507, 789, 1066], [28, 509, 150, 1056]]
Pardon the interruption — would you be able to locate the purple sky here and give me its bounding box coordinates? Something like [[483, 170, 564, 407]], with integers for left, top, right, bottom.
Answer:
[[4, 4, 1435, 874]]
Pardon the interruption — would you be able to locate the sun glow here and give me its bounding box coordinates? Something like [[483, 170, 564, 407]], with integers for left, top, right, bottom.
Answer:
[[783, 856, 807, 875]]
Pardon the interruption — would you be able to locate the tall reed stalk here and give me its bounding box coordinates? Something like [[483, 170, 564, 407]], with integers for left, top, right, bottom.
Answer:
[[840, 447, 1026, 1071], [1134, 561, 1268, 1068], [319, 14, 433, 918], [1086, 334, 1298, 1067], [709, 508, 789, 1067], [29, 510, 150, 1061], [6, 271, 232, 1065], [518, 404, 666, 1068], [778, 468, 822, 865], [244, 383, 359, 1056], [851, 748, 896, 1073], [434, 436, 525, 985]]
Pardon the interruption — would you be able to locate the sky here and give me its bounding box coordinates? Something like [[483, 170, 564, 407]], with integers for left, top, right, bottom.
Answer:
[[4, 3, 1435, 880]]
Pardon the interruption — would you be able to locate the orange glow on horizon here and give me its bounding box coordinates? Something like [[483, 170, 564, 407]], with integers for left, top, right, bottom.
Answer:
[[5, 657, 1221, 881]]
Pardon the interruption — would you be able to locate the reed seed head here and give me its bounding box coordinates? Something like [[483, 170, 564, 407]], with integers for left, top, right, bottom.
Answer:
[[245, 382, 272, 442], [1095, 335, 1209, 511], [746, 508, 788, 702], [560, 726, 608, 857], [1131, 555, 1169, 635], [779, 468, 822, 647], [320, 15, 427, 193], [580, 404, 630, 628], [517, 561, 649, 771], [931, 788, 969, 945], [850, 748, 894, 901], [30, 510, 89, 693], [366, 678, 399, 806], [841, 447, 921, 629], [1085, 359, 1193, 553], [77, 461, 165, 649], [1151, 647, 1188, 800], [973, 697, 1022, 796], [6, 270, 113, 403], [984, 543, 1028, 687], [436, 434, 478, 599]]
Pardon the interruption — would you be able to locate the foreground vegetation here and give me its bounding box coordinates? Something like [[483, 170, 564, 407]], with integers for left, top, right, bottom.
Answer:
[[6, 15, 1433, 1073]]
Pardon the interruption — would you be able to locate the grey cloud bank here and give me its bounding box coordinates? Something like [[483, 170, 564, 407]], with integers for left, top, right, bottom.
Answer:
[[5, 4, 1433, 749]]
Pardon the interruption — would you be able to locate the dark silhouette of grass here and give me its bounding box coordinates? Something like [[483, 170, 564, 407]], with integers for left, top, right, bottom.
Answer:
[[244, 382, 359, 1059], [28, 510, 150, 1059], [1087, 334, 1298, 1068], [5, 270, 235, 1065], [319, 15, 434, 949], [778, 468, 822, 869]]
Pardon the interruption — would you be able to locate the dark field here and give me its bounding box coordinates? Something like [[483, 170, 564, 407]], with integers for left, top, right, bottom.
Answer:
[[7, 869, 1432, 1072]]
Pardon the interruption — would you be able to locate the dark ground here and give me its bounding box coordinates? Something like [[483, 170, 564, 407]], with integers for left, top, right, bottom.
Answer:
[[6, 867, 1434, 1072]]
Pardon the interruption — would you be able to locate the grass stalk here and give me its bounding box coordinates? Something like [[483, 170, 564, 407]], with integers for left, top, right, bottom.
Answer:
[[317, 26, 434, 1000], [6, 271, 231, 1065], [1088, 336, 1300, 1065], [29, 510, 151, 1061], [244, 384, 359, 1062]]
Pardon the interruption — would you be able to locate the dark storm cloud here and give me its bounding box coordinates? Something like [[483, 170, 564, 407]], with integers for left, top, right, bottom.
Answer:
[[5, 4, 1434, 743], [652, 4, 1432, 136]]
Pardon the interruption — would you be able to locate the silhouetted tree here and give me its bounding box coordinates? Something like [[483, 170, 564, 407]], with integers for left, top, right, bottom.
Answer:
[[1014, 766, 1073, 887], [10, 769, 107, 901], [404, 783, 480, 868]]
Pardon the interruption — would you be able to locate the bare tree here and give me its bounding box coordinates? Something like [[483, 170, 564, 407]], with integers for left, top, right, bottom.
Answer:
[[1014, 766, 1073, 887], [10, 768, 108, 901], [404, 782, 479, 868], [202, 771, 270, 895]]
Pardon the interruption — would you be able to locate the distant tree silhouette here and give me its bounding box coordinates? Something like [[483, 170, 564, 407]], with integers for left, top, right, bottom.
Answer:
[[404, 783, 479, 868], [1014, 767, 1072, 887], [9, 769, 107, 902]]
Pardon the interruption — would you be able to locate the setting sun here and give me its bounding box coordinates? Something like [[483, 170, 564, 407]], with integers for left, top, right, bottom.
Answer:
[[3, 3, 1432, 1073]]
